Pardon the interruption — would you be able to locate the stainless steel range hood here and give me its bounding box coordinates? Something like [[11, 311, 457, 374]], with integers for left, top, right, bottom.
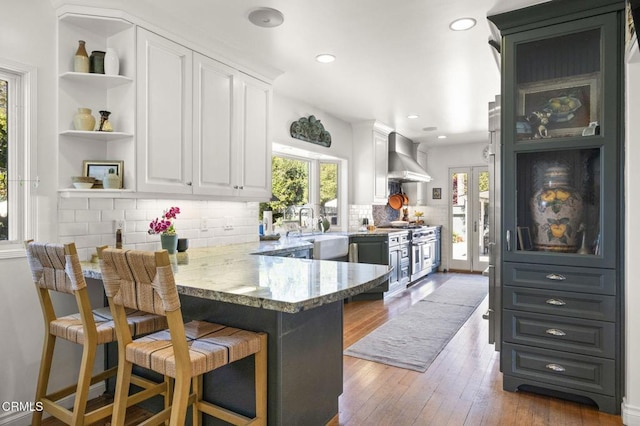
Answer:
[[387, 132, 432, 183]]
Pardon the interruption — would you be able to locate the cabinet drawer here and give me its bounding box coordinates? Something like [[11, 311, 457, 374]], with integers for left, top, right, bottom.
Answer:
[[504, 263, 615, 295], [502, 343, 615, 396], [504, 287, 615, 321], [503, 310, 615, 358]]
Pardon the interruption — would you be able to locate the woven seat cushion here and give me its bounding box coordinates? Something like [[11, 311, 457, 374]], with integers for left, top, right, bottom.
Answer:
[[50, 307, 167, 345], [126, 320, 263, 378]]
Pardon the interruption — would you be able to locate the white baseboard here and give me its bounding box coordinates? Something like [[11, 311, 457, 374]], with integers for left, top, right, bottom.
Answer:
[[623, 398, 640, 426], [0, 382, 106, 426]]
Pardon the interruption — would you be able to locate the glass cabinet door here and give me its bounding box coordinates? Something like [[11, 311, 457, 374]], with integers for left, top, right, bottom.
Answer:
[[502, 12, 620, 269]]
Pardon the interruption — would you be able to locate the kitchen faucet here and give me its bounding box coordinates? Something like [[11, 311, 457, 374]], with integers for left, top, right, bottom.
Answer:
[[299, 206, 314, 232]]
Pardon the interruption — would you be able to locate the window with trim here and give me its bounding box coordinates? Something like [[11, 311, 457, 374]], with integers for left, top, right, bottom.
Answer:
[[0, 61, 36, 256], [261, 153, 342, 228]]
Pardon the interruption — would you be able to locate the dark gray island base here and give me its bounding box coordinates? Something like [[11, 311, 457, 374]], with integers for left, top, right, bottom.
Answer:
[[181, 295, 343, 425], [85, 243, 391, 425]]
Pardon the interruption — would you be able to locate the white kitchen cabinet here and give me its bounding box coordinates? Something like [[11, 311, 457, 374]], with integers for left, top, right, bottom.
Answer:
[[236, 72, 272, 199], [137, 29, 272, 199], [136, 28, 193, 194], [57, 12, 136, 192], [351, 120, 394, 205]]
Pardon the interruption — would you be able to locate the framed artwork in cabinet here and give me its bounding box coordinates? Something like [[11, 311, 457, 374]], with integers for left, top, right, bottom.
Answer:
[[517, 73, 600, 139]]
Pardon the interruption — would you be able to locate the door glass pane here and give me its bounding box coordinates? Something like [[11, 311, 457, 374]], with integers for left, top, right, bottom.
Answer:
[[478, 170, 490, 263], [319, 162, 338, 226], [516, 148, 601, 254], [515, 28, 601, 141], [451, 172, 468, 261]]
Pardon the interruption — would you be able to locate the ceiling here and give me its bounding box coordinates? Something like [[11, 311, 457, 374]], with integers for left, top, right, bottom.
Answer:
[[128, 0, 550, 146]]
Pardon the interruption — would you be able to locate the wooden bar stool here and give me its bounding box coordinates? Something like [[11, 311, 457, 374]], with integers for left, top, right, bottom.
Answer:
[[24, 241, 170, 425], [97, 247, 267, 426]]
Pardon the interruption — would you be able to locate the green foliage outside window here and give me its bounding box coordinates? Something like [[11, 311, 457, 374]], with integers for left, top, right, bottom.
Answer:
[[0, 80, 8, 239], [260, 156, 309, 220]]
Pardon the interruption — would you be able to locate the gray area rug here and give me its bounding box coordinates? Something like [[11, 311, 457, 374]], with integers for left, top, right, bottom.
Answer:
[[344, 276, 488, 372]]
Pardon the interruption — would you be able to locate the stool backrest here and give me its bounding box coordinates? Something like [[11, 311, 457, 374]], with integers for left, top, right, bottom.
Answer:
[[25, 241, 86, 294]]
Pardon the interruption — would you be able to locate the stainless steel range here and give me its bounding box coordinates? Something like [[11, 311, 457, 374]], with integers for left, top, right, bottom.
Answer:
[[409, 226, 438, 282]]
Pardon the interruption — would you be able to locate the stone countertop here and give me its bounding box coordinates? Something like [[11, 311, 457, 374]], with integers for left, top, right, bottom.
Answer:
[[82, 240, 391, 314]]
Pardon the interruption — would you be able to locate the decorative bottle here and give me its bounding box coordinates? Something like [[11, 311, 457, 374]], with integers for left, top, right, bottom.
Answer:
[[73, 108, 96, 131], [104, 48, 120, 76], [530, 165, 583, 252], [98, 110, 113, 132], [74, 40, 89, 73]]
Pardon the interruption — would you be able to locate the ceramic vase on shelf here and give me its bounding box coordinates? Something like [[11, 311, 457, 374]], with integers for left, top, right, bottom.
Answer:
[[161, 234, 178, 254], [530, 165, 583, 252], [89, 50, 105, 73], [74, 40, 89, 73], [102, 168, 120, 189], [104, 48, 120, 76], [98, 110, 113, 132], [73, 108, 95, 131]]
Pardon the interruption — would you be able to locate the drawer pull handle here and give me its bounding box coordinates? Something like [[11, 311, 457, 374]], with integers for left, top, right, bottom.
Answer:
[[545, 298, 566, 306], [546, 273, 566, 281], [545, 363, 566, 372], [546, 328, 566, 336]]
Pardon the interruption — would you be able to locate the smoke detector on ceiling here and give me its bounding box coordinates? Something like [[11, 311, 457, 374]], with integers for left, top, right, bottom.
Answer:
[[248, 7, 284, 28]]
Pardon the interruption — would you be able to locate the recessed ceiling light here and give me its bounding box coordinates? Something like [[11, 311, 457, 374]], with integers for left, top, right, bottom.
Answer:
[[449, 17, 476, 31], [248, 7, 284, 28], [423, 126, 438, 132], [407, 114, 419, 119], [316, 53, 336, 63], [437, 135, 447, 139]]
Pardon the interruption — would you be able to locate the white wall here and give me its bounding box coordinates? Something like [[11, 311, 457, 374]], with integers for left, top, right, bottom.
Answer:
[[623, 46, 640, 426]]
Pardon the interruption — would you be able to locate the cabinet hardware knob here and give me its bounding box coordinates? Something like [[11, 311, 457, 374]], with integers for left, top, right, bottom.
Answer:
[[545, 298, 566, 306], [545, 328, 566, 336], [186, 181, 192, 186], [546, 273, 566, 281], [506, 230, 511, 251], [545, 363, 566, 372], [233, 185, 239, 189], [239, 186, 244, 189]]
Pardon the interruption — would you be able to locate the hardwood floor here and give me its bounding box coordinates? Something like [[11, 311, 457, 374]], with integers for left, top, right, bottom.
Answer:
[[329, 272, 623, 426]]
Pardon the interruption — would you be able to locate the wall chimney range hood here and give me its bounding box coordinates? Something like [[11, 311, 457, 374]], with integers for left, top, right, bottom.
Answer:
[[387, 132, 432, 183]]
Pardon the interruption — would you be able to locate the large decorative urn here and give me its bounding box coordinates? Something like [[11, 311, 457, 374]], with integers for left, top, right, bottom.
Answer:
[[530, 165, 583, 252]]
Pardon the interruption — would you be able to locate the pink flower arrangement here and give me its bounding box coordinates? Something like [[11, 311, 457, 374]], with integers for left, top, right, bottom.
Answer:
[[148, 206, 181, 235]]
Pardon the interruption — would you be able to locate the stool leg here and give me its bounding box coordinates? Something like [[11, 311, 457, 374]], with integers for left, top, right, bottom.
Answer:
[[192, 376, 202, 426], [164, 376, 173, 426], [111, 359, 133, 426], [32, 333, 56, 426], [169, 374, 190, 425], [70, 341, 97, 426], [254, 333, 268, 426]]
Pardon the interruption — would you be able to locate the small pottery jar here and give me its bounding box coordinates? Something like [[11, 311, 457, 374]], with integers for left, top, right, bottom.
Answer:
[[98, 110, 113, 132], [104, 48, 120, 76], [73, 108, 95, 131], [103, 168, 120, 189], [74, 40, 89, 73], [177, 238, 189, 252], [89, 50, 105, 73], [530, 165, 583, 252]]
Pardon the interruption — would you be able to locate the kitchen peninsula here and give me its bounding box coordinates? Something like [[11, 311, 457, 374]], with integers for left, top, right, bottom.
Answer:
[[82, 240, 391, 425]]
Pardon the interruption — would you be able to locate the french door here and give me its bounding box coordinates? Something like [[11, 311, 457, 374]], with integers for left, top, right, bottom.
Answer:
[[449, 166, 490, 272]]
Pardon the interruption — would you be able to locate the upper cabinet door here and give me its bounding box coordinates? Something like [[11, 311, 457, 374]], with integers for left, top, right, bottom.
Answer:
[[500, 12, 621, 269], [192, 53, 238, 197], [372, 129, 389, 204], [237, 72, 272, 199], [137, 28, 193, 194]]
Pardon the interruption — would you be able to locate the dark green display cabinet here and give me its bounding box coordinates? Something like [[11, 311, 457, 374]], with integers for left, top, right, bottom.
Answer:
[[489, 0, 625, 414]]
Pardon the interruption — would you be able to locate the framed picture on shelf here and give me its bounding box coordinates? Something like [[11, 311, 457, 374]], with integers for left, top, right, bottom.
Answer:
[[432, 187, 441, 200], [517, 73, 600, 139], [517, 226, 533, 251], [83, 160, 123, 188]]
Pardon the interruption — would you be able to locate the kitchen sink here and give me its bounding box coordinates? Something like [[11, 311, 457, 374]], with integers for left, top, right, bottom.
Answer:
[[300, 234, 349, 260]]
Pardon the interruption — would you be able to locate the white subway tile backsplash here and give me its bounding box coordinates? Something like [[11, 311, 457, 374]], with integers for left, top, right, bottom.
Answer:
[[58, 197, 260, 260], [89, 198, 114, 210]]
